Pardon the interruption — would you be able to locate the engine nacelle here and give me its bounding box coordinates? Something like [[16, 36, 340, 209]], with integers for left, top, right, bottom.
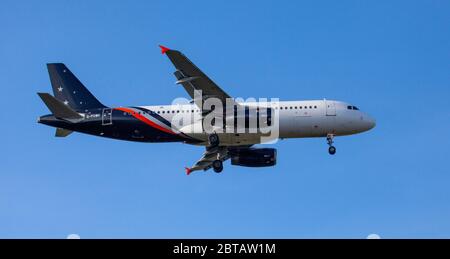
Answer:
[[230, 148, 277, 167]]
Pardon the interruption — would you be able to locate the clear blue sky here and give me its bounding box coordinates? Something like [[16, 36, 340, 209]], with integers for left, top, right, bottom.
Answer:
[[1, 0, 449, 238]]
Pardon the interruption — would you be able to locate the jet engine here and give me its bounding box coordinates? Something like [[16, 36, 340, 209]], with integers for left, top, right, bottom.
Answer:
[[230, 148, 277, 167]]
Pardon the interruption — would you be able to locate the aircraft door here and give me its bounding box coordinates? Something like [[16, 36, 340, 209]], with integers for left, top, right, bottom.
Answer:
[[325, 100, 336, 116], [102, 108, 112, 125]]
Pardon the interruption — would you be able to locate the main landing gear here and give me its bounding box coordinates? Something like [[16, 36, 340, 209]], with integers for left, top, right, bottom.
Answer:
[[212, 159, 223, 173], [327, 134, 336, 155], [208, 133, 223, 173], [208, 133, 220, 147]]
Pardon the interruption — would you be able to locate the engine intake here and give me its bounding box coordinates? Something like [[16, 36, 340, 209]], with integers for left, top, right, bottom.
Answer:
[[230, 148, 277, 167]]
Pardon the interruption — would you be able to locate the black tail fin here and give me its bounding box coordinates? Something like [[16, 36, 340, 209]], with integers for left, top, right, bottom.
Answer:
[[47, 63, 106, 111]]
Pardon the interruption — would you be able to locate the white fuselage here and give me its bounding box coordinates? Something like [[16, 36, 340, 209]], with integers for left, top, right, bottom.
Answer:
[[139, 99, 376, 146]]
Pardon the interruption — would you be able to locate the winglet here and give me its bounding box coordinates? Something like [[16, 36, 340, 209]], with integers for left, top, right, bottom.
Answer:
[[159, 45, 170, 54], [185, 167, 192, 175]]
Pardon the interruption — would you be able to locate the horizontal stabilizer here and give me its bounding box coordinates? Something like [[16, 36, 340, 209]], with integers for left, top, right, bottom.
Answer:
[[37, 93, 83, 122], [55, 128, 73, 137]]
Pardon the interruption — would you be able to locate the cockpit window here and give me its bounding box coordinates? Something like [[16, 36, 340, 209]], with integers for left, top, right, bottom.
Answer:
[[347, 106, 352, 110], [352, 106, 359, 110]]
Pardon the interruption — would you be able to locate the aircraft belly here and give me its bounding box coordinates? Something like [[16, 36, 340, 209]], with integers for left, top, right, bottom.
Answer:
[[218, 133, 264, 146]]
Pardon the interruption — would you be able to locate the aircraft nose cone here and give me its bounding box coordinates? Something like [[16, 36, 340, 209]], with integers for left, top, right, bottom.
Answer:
[[364, 115, 376, 131]]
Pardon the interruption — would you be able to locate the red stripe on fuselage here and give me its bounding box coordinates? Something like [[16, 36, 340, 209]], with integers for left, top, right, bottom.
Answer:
[[114, 107, 176, 135]]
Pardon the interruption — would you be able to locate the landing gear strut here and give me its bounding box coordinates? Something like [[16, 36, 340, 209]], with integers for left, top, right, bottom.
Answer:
[[327, 134, 336, 155], [212, 160, 223, 173], [208, 133, 220, 147]]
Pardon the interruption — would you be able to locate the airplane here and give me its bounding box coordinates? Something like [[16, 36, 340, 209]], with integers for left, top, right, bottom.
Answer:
[[37, 45, 376, 175]]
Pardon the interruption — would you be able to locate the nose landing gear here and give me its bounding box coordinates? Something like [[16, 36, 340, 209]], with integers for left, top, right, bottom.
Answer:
[[328, 146, 336, 155], [327, 134, 336, 155]]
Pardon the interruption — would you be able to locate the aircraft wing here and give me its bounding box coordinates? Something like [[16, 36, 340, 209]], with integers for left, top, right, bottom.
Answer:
[[185, 146, 229, 175], [160, 45, 235, 107]]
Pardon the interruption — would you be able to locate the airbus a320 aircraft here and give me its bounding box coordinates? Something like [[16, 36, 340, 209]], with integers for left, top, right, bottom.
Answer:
[[37, 46, 375, 174]]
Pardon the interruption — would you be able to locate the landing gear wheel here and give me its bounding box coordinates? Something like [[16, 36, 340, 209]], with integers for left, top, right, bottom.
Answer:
[[326, 134, 336, 155], [208, 133, 220, 147], [328, 146, 336, 155], [212, 160, 223, 173]]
